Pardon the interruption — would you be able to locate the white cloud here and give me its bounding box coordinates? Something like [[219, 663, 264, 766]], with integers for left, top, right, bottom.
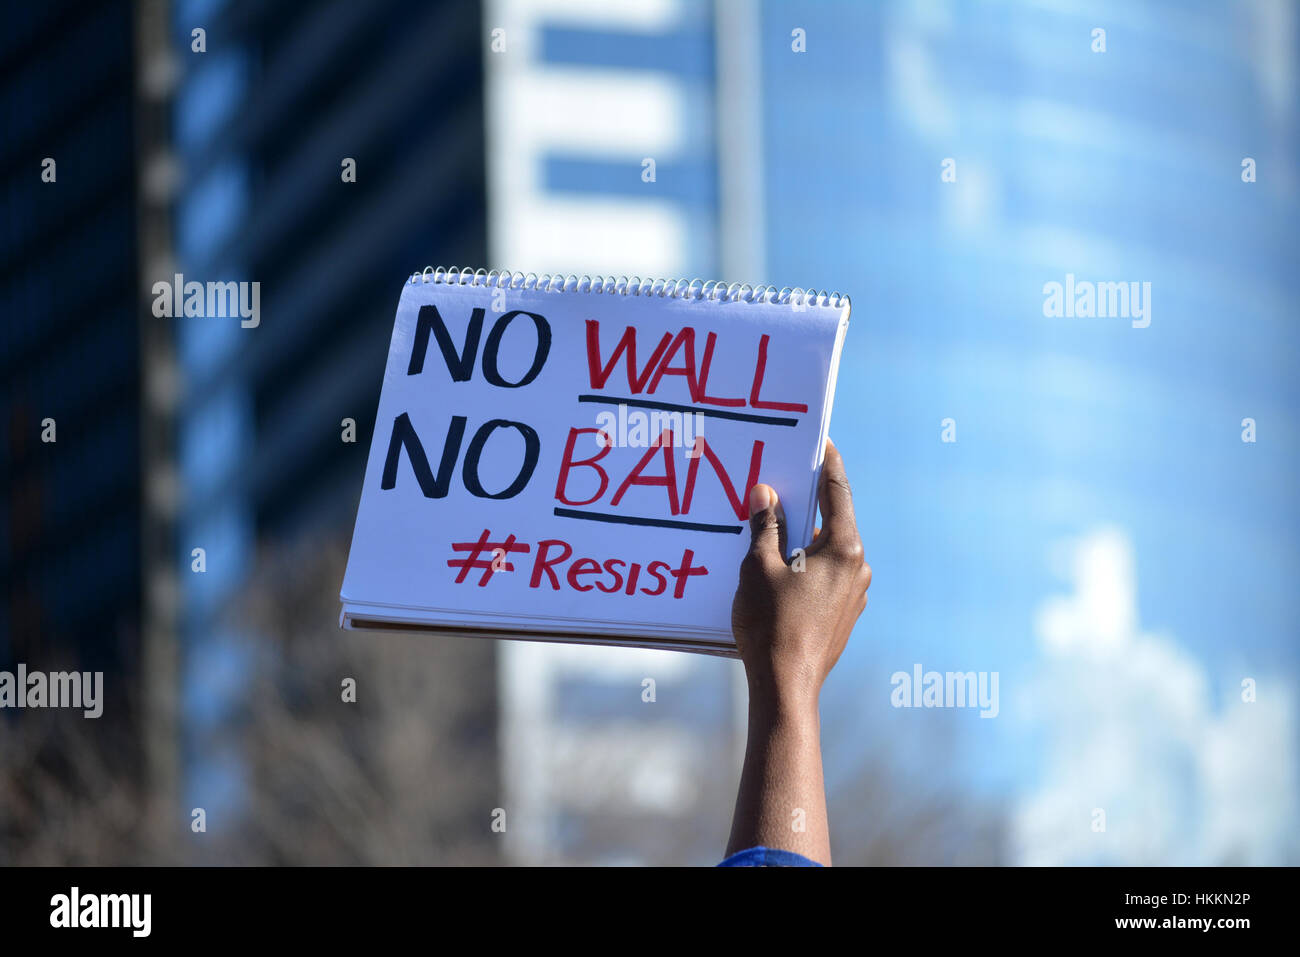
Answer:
[[1013, 526, 1297, 865]]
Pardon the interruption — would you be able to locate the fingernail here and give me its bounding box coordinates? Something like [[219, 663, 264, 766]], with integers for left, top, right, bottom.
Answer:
[[748, 484, 772, 516]]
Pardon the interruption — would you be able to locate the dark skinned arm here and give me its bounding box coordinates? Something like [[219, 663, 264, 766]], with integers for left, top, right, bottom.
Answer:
[[725, 438, 871, 866]]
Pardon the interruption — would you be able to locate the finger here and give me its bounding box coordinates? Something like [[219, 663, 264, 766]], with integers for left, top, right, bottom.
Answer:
[[773, 493, 789, 562], [746, 483, 784, 564], [814, 438, 861, 555]]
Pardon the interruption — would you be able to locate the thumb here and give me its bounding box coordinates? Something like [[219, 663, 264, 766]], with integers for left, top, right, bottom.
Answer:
[[747, 484, 784, 562]]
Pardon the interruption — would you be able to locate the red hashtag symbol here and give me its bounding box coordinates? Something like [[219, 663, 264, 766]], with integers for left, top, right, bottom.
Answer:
[[448, 529, 531, 586]]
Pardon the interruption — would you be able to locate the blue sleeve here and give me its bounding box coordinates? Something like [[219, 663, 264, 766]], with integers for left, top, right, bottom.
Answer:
[[717, 846, 823, 867]]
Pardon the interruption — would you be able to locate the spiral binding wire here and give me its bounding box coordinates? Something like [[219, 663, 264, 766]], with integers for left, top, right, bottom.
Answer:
[[407, 266, 849, 310]]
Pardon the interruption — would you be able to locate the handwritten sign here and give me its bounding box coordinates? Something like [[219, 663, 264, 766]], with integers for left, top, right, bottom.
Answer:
[[341, 275, 850, 654]]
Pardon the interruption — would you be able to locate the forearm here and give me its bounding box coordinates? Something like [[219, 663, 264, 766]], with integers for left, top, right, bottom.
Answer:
[[725, 444, 868, 867], [725, 690, 832, 865]]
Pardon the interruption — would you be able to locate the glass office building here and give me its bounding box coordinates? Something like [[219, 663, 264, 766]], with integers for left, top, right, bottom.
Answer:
[[489, 0, 1298, 864], [0, 1, 142, 718]]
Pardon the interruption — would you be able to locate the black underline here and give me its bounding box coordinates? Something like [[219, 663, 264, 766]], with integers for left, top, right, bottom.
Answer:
[[554, 507, 743, 535], [576, 394, 799, 427]]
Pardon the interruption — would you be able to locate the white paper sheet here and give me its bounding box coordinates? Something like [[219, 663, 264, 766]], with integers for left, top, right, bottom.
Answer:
[[341, 276, 849, 651]]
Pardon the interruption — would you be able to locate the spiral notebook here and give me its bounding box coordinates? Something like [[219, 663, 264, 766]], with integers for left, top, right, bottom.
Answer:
[[340, 268, 851, 656]]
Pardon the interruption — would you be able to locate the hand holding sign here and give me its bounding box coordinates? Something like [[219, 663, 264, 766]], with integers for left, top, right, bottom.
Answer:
[[341, 270, 852, 655], [725, 438, 870, 865], [731, 439, 870, 694]]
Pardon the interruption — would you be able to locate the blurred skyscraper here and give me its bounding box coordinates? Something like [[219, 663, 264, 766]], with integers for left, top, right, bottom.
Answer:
[[0, 1, 142, 722], [486, 0, 1298, 865], [165, 0, 496, 831], [754, 0, 1298, 863], [487, 0, 742, 865]]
